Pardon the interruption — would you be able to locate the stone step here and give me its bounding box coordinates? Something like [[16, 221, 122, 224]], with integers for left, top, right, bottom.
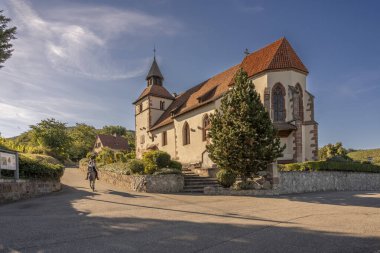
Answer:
[[181, 189, 204, 193], [185, 180, 218, 185]]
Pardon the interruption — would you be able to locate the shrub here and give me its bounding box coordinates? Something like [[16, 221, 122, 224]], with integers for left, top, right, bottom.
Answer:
[[143, 160, 157, 174], [127, 159, 145, 175], [168, 160, 182, 170], [22, 153, 62, 165], [142, 150, 171, 174], [279, 160, 380, 173], [9, 155, 65, 180], [153, 168, 182, 175], [96, 147, 115, 165], [142, 150, 171, 168], [216, 169, 237, 188], [124, 151, 136, 160], [114, 151, 127, 163]]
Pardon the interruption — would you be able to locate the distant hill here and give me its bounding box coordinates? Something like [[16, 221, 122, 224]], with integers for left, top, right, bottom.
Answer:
[[348, 148, 380, 164]]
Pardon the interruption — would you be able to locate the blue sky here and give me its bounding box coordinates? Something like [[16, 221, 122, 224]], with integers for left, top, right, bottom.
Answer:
[[0, 0, 379, 149]]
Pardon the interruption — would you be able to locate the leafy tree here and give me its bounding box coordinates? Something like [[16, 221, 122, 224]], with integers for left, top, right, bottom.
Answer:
[[30, 118, 71, 160], [67, 123, 97, 161], [0, 10, 16, 68], [207, 68, 285, 183], [99, 125, 127, 136], [319, 142, 349, 160]]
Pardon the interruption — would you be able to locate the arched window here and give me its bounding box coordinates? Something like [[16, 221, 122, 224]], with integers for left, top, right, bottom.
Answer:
[[294, 84, 304, 121], [272, 83, 286, 122], [202, 114, 210, 141], [183, 122, 190, 145]]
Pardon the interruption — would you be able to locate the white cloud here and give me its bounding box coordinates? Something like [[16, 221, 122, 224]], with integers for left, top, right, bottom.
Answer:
[[0, 0, 182, 137]]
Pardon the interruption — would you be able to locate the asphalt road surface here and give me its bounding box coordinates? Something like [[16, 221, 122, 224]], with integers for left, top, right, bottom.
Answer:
[[1, 168, 380, 253]]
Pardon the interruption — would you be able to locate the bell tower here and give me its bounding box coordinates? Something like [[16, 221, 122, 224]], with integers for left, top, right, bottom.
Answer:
[[134, 50, 174, 158]]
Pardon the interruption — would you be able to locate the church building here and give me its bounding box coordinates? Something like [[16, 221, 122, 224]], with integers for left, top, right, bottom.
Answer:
[[134, 38, 318, 166]]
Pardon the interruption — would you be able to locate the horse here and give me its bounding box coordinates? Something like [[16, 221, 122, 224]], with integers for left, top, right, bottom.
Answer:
[[87, 166, 96, 192]]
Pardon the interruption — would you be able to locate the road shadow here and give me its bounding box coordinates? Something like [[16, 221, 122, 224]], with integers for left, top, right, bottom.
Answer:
[[0, 186, 379, 252], [278, 191, 380, 208]]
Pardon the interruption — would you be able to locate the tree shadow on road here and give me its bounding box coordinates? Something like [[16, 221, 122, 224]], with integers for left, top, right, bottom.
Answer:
[[0, 186, 380, 253], [278, 191, 380, 208]]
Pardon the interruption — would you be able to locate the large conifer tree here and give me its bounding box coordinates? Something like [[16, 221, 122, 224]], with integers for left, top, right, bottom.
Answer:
[[207, 68, 285, 182], [0, 10, 16, 68]]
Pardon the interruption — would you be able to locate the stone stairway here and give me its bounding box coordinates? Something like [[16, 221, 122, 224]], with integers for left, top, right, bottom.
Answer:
[[181, 167, 220, 193]]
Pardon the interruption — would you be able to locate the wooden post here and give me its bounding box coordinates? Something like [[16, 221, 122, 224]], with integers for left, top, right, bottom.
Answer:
[[15, 152, 19, 180]]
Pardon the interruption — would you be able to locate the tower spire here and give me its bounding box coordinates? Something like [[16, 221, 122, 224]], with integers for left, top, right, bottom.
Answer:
[[153, 44, 156, 59]]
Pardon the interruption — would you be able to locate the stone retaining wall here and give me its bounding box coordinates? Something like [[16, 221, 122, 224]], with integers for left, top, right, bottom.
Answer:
[[278, 171, 380, 194], [80, 167, 184, 193], [0, 179, 61, 203], [205, 171, 380, 195]]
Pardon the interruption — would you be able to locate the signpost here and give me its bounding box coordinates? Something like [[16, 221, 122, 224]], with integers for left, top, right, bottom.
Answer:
[[0, 148, 19, 180]]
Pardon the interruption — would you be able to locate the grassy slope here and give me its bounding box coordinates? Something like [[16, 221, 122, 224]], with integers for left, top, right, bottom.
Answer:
[[348, 148, 380, 164]]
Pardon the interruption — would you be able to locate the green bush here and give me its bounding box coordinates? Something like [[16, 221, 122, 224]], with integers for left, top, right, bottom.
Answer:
[[216, 169, 237, 188], [153, 168, 182, 175], [11, 155, 65, 180], [279, 160, 380, 173], [142, 150, 171, 168], [168, 160, 182, 170], [22, 153, 62, 165], [124, 151, 136, 160], [96, 148, 115, 165], [127, 159, 145, 174]]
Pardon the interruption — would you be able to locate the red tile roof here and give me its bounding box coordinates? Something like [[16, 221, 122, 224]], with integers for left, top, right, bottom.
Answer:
[[97, 134, 130, 151], [134, 84, 174, 104], [149, 38, 308, 131]]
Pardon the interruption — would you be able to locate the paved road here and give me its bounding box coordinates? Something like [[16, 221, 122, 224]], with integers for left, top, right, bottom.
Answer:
[[0, 168, 380, 253]]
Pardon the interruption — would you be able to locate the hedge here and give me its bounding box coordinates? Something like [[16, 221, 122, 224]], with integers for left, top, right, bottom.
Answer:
[[279, 160, 380, 173], [1, 155, 65, 180]]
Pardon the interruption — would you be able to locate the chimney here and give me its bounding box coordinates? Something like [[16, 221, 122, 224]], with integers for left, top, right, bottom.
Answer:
[[172, 92, 178, 97]]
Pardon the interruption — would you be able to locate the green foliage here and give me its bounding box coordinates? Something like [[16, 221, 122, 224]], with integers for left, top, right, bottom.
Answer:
[[67, 123, 97, 161], [114, 151, 127, 163], [99, 125, 127, 136], [96, 147, 115, 165], [124, 151, 136, 160], [142, 150, 171, 174], [207, 68, 285, 181], [126, 159, 145, 174], [22, 154, 62, 165], [168, 160, 182, 170], [348, 148, 380, 164], [216, 169, 238, 188], [0, 155, 64, 180], [279, 160, 380, 173], [0, 10, 17, 68], [319, 142, 350, 161], [30, 118, 71, 160]]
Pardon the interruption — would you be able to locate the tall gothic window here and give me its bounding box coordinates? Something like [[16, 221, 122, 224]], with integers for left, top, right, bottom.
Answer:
[[294, 83, 304, 121], [272, 83, 286, 122], [202, 114, 210, 141], [183, 122, 190, 145]]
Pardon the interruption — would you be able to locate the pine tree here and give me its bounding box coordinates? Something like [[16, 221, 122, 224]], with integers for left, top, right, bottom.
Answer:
[[206, 68, 285, 182], [0, 10, 16, 68]]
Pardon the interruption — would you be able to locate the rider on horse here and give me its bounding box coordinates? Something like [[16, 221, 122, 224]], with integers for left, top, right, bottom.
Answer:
[[86, 156, 99, 180]]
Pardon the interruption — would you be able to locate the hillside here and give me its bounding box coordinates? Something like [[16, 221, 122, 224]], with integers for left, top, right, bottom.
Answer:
[[348, 148, 380, 164]]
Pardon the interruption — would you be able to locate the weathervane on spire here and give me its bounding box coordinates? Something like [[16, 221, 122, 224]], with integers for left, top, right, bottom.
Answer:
[[153, 44, 156, 59], [244, 48, 250, 56]]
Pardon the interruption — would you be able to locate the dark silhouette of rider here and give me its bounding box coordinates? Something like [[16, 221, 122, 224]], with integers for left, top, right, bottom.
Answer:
[[86, 157, 99, 180]]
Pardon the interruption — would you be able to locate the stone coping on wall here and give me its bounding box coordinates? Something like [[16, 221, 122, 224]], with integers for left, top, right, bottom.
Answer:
[[79, 166, 184, 193], [0, 179, 61, 203], [204, 171, 380, 196]]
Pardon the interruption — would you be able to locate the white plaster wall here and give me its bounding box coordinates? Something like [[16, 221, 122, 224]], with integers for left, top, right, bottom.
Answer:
[[151, 124, 176, 160], [250, 74, 268, 103], [149, 97, 173, 126], [135, 97, 151, 158], [174, 103, 216, 164], [278, 136, 294, 161]]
